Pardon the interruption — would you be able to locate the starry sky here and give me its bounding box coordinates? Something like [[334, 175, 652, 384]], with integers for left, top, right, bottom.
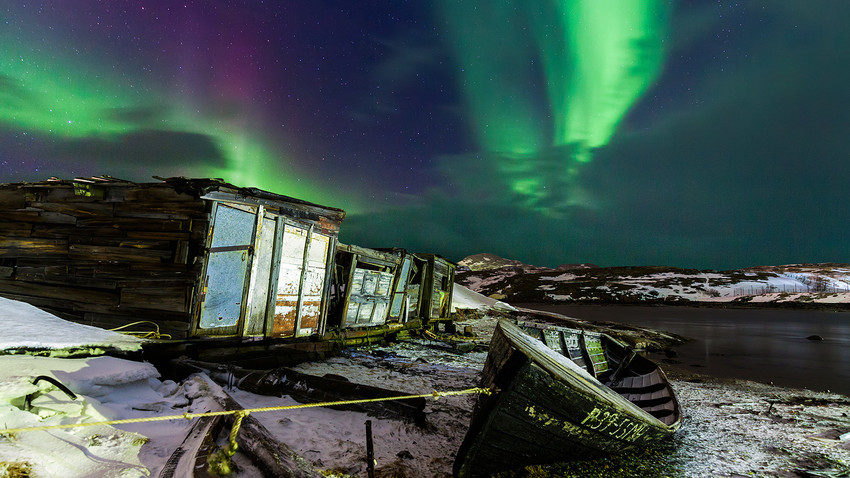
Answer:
[[2, 1, 849, 270]]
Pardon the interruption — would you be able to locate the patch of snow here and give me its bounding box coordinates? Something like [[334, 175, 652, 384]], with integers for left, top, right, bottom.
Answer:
[[0, 355, 194, 478], [452, 283, 516, 312], [540, 273, 577, 281], [460, 270, 518, 293], [0, 297, 144, 352]]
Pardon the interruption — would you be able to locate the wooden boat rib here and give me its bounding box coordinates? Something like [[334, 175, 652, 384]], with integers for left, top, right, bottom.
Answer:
[[454, 319, 682, 477]]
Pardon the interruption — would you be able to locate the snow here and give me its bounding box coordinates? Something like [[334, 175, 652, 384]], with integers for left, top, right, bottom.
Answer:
[[459, 269, 519, 295], [451, 283, 516, 311], [0, 355, 191, 478], [540, 272, 578, 281], [0, 298, 213, 477], [0, 296, 144, 352]]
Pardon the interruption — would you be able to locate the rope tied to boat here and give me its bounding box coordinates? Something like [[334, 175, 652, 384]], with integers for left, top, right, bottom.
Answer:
[[207, 410, 249, 475], [431, 387, 494, 400], [0, 386, 496, 435]]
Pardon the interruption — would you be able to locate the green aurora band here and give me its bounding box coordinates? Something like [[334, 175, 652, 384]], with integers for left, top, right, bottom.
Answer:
[[439, 0, 671, 212], [0, 38, 354, 210]]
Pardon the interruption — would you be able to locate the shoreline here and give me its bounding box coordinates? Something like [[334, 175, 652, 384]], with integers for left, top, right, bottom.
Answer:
[[510, 300, 850, 313]]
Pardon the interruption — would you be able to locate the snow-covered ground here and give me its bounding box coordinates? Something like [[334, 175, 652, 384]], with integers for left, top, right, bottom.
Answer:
[[0, 286, 496, 477], [1, 288, 848, 477], [0, 296, 227, 477]]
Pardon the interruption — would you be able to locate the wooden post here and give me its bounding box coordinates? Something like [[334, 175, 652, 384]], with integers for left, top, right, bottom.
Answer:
[[365, 420, 375, 478]]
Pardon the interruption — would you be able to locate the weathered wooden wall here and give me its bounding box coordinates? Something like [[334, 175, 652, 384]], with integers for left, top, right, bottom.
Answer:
[[0, 178, 210, 338]]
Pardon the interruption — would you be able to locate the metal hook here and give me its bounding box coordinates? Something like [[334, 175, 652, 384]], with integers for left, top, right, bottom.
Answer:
[[24, 375, 78, 411]]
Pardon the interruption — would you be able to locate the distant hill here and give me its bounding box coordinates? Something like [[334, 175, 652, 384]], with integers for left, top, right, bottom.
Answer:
[[455, 254, 850, 306], [457, 253, 534, 271], [458, 253, 597, 272]]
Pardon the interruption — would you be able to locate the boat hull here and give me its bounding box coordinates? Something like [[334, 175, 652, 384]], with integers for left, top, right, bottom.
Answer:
[[454, 320, 681, 477]]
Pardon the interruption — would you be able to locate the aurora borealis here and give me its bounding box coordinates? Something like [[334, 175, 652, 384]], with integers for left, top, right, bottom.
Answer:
[[3, 1, 850, 269], [437, 0, 671, 210]]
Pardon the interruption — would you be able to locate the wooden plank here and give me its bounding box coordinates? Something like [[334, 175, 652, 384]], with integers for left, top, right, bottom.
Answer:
[[0, 210, 77, 224], [157, 415, 224, 478], [76, 217, 192, 232], [31, 225, 125, 240], [13, 266, 119, 290], [190, 219, 209, 241], [68, 237, 173, 250], [123, 185, 199, 203], [115, 278, 195, 288], [120, 287, 189, 312], [68, 244, 171, 263], [0, 237, 68, 256], [27, 201, 115, 218], [174, 240, 190, 264], [129, 262, 203, 274], [13, 258, 76, 269], [64, 262, 195, 280], [0, 222, 33, 236], [0, 292, 78, 314], [33, 186, 99, 203], [114, 201, 207, 216], [15, 265, 71, 276], [0, 188, 26, 209], [480, 412, 591, 458], [124, 231, 192, 241], [62, 263, 131, 278], [114, 201, 206, 220], [0, 280, 119, 305]]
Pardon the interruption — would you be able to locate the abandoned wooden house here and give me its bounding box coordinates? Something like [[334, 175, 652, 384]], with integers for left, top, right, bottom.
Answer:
[[413, 253, 457, 323], [0, 176, 345, 341], [328, 246, 457, 332], [330, 244, 402, 330], [372, 249, 458, 325]]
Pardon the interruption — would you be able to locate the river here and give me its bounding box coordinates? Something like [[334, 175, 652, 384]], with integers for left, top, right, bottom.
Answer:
[[516, 304, 850, 395]]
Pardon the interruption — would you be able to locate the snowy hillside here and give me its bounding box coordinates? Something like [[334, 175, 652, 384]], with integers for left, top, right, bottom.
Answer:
[[456, 258, 850, 306]]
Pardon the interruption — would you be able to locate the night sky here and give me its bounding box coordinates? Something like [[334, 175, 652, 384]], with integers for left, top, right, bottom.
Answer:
[[2, 1, 849, 270]]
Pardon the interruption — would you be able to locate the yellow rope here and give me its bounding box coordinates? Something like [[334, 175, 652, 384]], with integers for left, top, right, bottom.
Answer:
[[228, 410, 247, 453], [109, 321, 172, 340], [207, 410, 249, 475], [0, 387, 495, 435]]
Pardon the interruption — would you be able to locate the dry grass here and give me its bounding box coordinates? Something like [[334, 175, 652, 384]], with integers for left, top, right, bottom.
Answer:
[[0, 462, 33, 478]]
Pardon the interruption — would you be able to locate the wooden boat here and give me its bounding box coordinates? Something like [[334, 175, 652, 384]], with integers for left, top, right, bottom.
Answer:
[[454, 320, 682, 477]]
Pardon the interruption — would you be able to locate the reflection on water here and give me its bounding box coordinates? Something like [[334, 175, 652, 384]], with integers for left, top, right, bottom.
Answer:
[[518, 304, 850, 395]]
